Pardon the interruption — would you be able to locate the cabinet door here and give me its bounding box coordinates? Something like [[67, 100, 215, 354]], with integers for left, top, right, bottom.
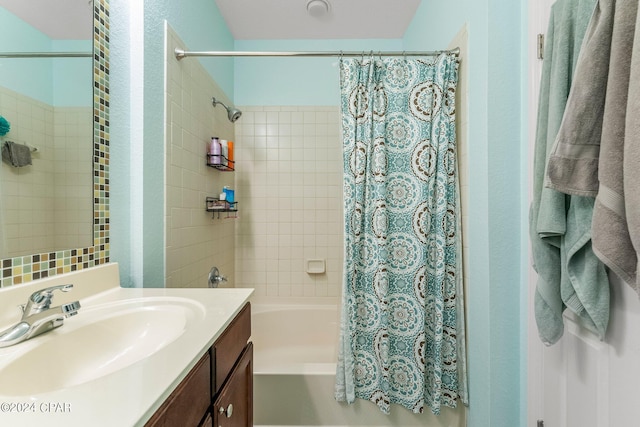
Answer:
[[145, 352, 211, 427], [212, 302, 251, 394], [199, 412, 213, 427], [213, 343, 253, 427]]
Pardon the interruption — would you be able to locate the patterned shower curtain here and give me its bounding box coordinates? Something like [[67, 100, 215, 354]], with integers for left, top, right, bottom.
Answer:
[[334, 53, 468, 415]]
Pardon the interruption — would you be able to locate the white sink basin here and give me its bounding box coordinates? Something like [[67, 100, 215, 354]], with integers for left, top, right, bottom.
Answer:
[[0, 297, 205, 396]]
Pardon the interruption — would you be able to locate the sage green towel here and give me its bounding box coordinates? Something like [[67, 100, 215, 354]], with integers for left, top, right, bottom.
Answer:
[[530, 0, 605, 345]]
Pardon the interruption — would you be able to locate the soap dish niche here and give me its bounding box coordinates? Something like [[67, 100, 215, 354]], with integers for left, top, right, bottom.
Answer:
[[306, 259, 325, 274]]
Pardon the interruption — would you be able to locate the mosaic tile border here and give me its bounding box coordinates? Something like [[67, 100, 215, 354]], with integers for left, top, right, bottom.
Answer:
[[0, 0, 110, 287]]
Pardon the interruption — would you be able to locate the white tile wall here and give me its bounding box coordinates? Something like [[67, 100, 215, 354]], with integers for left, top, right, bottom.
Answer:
[[233, 34, 469, 303], [164, 26, 236, 288], [234, 106, 344, 301], [53, 107, 94, 251], [0, 87, 92, 257]]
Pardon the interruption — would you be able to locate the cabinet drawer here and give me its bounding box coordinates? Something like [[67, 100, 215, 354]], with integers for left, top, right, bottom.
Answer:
[[145, 352, 211, 427], [211, 302, 251, 394]]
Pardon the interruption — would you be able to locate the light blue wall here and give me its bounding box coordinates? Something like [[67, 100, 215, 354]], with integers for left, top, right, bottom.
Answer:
[[519, 3, 531, 423], [0, 8, 91, 107], [486, 1, 524, 426], [52, 40, 93, 107], [233, 39, 402, 106], [404, 1, 525, 426], [110, 0, 135, 287], [143, 0, 235, 99], [404, 0, 470, 49], [0, 7, 52, 104], [109, 0, 235, 288]]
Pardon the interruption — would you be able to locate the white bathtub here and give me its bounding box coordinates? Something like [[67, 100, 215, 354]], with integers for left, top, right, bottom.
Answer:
[[251, 302, 465, 427], [252, 303, 339, 376]]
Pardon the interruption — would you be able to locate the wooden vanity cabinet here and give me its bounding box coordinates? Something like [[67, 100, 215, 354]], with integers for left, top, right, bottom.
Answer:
[[213, 343, 253, 427], [145, 302, 252, 427], [144, 352, 211, 427], [200, 413, 213, 427], [211, 303, 253, 427]]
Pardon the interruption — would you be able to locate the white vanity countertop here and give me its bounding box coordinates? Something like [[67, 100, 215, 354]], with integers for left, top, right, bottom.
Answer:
[[0, 263, 253, 427]]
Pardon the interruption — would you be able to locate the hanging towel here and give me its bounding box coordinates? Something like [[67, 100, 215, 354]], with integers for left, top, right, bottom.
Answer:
[[1, 141, 32, 167], [560, 196, 610, 339], [625, 6, 640, 291], [544, 0, 619, 340], [545, 1, 614, 196], [530, 0, 606, 345], [591, 0, 638, 288], [547, 0, 639, 290]]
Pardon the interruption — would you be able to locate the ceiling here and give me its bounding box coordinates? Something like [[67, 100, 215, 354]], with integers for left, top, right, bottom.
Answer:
[[0, 0, 92, 40], [214, 0, 423, 40], [0, 0, 422, 41]]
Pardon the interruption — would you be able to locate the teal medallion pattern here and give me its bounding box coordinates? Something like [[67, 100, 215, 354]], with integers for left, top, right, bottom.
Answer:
[[335, 54, 468, 415]]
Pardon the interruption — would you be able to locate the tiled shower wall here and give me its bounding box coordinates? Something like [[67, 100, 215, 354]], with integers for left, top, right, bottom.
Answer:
[[234, 31, 469, 303], [0, 86, 92, 257], [165, 27, 468, 297], [164, 26, 236, 288], [234, 107, 344, 300]]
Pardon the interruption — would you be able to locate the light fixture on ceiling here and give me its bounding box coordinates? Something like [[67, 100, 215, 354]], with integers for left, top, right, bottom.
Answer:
[[307, 0, 330, 17]]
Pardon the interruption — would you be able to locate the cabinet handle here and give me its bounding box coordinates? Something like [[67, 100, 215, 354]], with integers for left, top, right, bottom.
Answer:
[[218, 403, 233, 418]]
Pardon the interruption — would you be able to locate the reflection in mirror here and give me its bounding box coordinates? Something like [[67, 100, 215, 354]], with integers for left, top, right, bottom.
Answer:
[[0, 0, 93, 259], [0, 0, 110, 286]]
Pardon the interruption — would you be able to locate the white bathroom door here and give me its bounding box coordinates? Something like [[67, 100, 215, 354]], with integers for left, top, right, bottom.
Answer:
[[531, 280, 640, 427], [527, 0, 605, 425], [527, 1, 554, 425], [528, 1, 640, 426]]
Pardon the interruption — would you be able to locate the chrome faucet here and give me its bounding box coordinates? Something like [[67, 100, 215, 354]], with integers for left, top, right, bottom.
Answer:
[[0, 284, 81, 348]]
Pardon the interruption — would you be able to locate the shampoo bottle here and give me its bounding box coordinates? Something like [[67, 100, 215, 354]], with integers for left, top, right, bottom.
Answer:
[[209, 137, 221, 165]]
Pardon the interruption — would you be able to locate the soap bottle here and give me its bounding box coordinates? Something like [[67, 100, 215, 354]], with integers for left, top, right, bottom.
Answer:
[[209, 137, 221, 165], [227, 141, 234, 169], [220, 139, 228, 167], [223, 186, 234, 203]]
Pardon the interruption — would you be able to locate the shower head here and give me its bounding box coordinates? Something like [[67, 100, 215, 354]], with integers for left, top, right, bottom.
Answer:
[[212, 97, 242, 123], [228, 108, 242, 123]]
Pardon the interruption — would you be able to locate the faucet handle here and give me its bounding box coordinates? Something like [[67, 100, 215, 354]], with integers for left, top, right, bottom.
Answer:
[[25, 284, 74, 315], [30, 284, 73, 304], [208, 267, 228, 288]]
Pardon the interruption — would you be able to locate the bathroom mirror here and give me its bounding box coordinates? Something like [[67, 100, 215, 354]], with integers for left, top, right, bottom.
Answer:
[[0, 0, 110, 286]]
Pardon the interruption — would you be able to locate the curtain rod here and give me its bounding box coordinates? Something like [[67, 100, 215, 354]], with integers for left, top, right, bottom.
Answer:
[[0, 52, 92, 59], [174, 47, 460, 60]]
